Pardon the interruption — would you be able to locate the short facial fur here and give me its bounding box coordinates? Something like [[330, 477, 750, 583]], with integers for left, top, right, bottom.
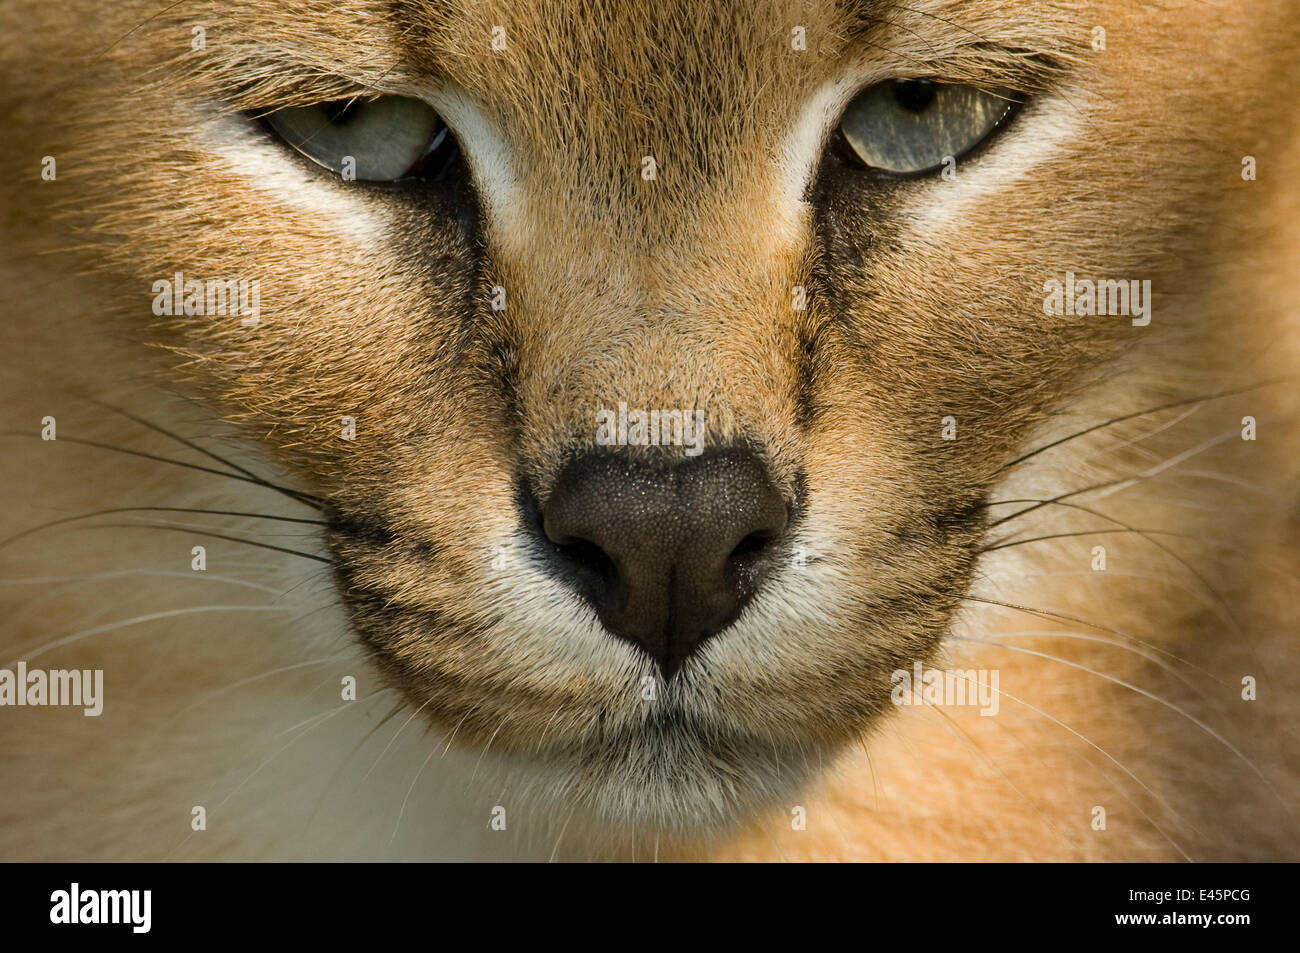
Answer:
[[1, 0, 1298, 859]]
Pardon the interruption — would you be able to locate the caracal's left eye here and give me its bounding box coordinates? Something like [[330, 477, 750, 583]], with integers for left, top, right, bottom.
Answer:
[[838, 79, 1016, 175], [263, 95, 456, 183]]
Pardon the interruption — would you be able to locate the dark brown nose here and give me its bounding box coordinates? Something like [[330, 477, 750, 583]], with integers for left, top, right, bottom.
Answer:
[[540, 447, 788, 679]]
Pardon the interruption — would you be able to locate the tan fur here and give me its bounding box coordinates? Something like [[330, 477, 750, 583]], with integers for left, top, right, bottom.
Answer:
[[1, 0, 1297, 860]]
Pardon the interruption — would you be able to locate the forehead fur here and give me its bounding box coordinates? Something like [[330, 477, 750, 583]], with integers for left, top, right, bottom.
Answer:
[[3, 0, 1293, 505]]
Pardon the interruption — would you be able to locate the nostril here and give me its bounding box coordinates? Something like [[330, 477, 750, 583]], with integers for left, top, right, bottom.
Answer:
[[554, 536, 617, 582], [728, 531, 775, 561]]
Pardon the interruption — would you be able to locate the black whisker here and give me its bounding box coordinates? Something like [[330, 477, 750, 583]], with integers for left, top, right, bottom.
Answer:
[[86, 399, 329, 509], [982, 526, 1185, 553], [977, 496, 1243, 629], [948, 633, 1287, 811], [996, 380, 1281, 475], [942, 589, 1148, 643], [80, 522, 332, 564], [985, 474, 1138, 528], [0, 431, 325, 511], [0, 506, 328, 553]]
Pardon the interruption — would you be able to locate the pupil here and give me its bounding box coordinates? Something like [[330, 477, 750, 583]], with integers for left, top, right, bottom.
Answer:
[[320, 99, 360, 125], [892, 79, 937, 112]]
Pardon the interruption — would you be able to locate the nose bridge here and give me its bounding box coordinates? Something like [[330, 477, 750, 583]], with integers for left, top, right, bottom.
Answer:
[[514, 229, 814, 517], [504, 206, 808, 393], [483, 133, 820, 503]]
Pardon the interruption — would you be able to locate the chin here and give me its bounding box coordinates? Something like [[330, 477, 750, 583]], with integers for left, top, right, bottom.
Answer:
[[474, 710, 829, 842]]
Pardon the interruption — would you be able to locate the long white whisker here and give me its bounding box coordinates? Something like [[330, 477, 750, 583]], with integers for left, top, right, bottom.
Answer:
[[363, 695, 435, 781], [178, 654, 353, 715], [9, 604, 292, 667], [391, 746, 439, 845], [941, 669, 1195, 860], [950, 635, 1288, 812], [1094, 429, 1238, 498]]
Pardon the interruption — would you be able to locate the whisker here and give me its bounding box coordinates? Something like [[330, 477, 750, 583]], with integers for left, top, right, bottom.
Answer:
[[923, 704, 1073, 852], [440, 705, 483, 758], [276, 566, 339, 601], [547, 803, 581, 863], [159, 689, 397, 860], [983, 496, 1237, 615], [0, 567, 284, 594], [983, 499, 1258, 663], [751, 806, 793, 863], [991, 567, 1235, 629], [1172, 468, 1295, 509], [390, 746, 439, 845], [169, 689, 400, 860], [996, 381, 1280, 474], [363, 695, 435, 781], [982, 526, 1186, 553], [990, 428, 1241, 530], [76, 521, 331, 563], [1079, 404, 1203, 469], [960, 675, 1201, 858], [971, 629, 1220, 693], [862, 744, 881, 812], [532, 703, 567, 754], [305, 700, 408, 832], [0, 431, 325, 511], [991, 496, 1179, 531], [87, 398, 329, 509], [0, 506, 328, 553], [941, 670, 1194, 860], [1093, 430, 1240, 499], [470, 712, 514, 785], [950, 635, 1289, 813], [943, 588, 1240, 685], [177, 654, 353, 715], [9, 604, 292, 667]]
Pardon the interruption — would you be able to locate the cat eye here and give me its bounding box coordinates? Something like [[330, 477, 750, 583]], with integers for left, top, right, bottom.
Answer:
[[263, 95, 457, 183], [838, 79, 1016, 175]]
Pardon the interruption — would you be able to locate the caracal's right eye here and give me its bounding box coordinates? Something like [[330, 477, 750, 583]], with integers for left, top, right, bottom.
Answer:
[[838, 79, 1017, 175], [263, 96, 457, 183]]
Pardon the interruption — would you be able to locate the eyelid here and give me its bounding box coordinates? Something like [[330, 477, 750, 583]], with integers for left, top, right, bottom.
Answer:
[[205, 58, 422, 117]]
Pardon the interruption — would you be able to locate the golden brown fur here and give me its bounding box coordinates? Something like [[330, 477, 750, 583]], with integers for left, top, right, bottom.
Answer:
[[1, 0, 1297, 860]]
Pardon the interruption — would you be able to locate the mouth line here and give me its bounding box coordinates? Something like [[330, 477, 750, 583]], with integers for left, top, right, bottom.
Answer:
[[334, 569, 849, 751]]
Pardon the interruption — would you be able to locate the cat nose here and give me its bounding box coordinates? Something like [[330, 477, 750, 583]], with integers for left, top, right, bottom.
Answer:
[[540, 447, 788, 679]]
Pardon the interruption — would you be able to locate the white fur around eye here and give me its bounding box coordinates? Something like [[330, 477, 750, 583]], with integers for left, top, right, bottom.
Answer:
[[777, 76, 860, 223], [423, 87, 525, 252], [778, 79, 1085, 239], [904, 93, 1086, 233], [197, 108, 389, 246]]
